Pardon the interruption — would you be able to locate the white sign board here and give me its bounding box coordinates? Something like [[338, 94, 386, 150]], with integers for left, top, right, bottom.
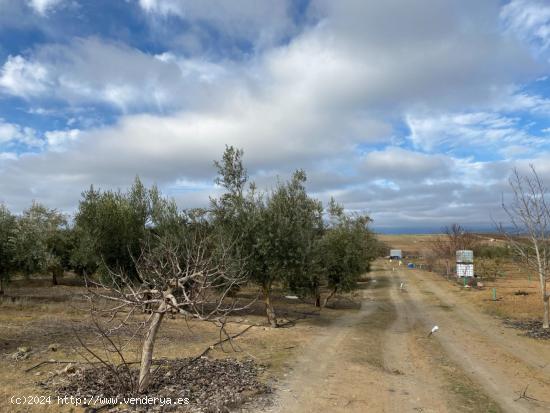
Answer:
[[457, 263, 474, 277], [456, 250, 474, 263]]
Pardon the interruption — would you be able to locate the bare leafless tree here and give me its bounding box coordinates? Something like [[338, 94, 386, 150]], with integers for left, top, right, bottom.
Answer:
[[501, 166, 549, 329], [430, 224, 479, 276], [84, 228, 251, 393]]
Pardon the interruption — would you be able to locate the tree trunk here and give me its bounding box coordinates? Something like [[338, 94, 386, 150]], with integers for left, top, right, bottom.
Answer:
[[262, 283, 277, 327], [314, 285, 321, 307], [315, 295, 321, 307], [538, 262, 548, 329], [0, 278, 4, 295], [52, 271, 58, 286], [323, 286, 338, 308], [543, 294, 549, 329], [138, 301, 166, 393]]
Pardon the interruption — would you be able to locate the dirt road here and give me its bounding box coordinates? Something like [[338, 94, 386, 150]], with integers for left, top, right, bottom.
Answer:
[[269, 262, 550, 412]]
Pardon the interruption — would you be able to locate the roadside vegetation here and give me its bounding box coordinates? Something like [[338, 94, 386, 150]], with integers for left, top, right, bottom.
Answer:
[[421, 166, 550, 332]]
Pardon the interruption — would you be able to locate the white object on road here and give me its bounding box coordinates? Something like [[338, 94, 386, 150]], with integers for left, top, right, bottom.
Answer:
[[400, 282, 406, 290], [428, 325, 439, 337]]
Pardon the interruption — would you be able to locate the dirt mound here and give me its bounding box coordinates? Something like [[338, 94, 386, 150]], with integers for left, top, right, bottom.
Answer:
[[41, 357, 270, 412]]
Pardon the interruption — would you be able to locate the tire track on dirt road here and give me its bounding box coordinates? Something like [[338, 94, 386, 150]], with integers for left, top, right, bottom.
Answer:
[[408, 268, 550, 377], [381, 272, 502, 413], [270, 279, 381, 412], [269, 264, 507, 413], [399, 265, 550, 413], [382, 278, 453, 412]]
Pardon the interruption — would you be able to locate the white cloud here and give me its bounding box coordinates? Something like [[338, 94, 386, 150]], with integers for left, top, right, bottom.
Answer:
[[0, 120, 81, 152], [0, 122, 21, 143], [28, 0, 63, 15], [0, 1, 538, 114], [0, 55, 50, 98], [362, 147, 453, 182], [501, 0, 550, 52], [138, 0, 296, 49], [0, 38, 231, 111], [0, 119, 41, 147], [154, 52, 227, 83], [262, 0, 536, 115], [44, 129, 80, 151], [490, 88, 550, 115], [406, 111, 545, 156], [0, 152, 17, 161], [0, 0, 548, 231]]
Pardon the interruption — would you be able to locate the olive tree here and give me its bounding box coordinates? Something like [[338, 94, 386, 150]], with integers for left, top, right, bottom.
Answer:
[[0, 204, 16, 294], [11, 202, 67, 284], [258, 170, 324, 323], [501, 166, 550, 329], [75, 177, 182, 279], [303, 199, 376, 307], [211, 147, 276, 324], [75, 182, 146, 279], [210, 146, 262, 266], [211, 147, 323, 327]]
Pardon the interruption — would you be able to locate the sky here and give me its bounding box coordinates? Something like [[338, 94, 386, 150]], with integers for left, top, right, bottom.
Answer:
[[0, 0, 550, 233]]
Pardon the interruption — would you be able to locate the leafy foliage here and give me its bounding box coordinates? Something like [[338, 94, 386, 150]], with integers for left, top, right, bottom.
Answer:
[[211, 148, 327, 324], [74, 177, 182, 280], [473, 244, 511, 259], [321, 207, 375, 290], [3, 147, 380, 322], [260, 170, 324, 289], [10, 202, 67, 282], [292, 198, 377, 305], [212, 147, 377, 321], [0, 204, 16, 292]]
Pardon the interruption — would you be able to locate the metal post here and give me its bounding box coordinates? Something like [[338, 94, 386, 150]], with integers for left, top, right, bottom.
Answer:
[[492, 288, 497, 301]]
